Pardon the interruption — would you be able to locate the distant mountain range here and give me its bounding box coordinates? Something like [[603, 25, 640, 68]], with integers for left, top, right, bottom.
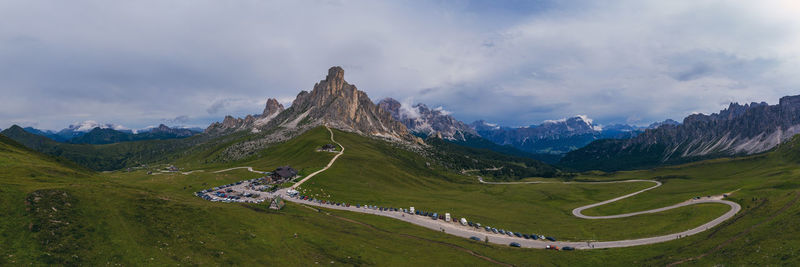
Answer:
[[470, 116, 644, 155], [376, 97, 561, 163], [8, 65, 796, 174], [561, 95, 800, 171], [20, 122, 201, 145]]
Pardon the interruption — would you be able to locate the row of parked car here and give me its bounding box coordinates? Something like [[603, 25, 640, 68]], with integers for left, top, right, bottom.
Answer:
[[294, 195, 353, 207], [472, 239, 573, 250], [286, 196, 571, 250]]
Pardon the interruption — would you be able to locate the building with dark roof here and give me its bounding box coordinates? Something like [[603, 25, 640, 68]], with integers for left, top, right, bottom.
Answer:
[[321, 143, 336, 151], [271, 166, 298, 180]]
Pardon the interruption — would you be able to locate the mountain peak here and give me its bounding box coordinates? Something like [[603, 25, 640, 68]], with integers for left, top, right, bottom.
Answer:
[[221, 66, 415, 141], [326, 66, 345, 83], [262, 98, 285, 117]]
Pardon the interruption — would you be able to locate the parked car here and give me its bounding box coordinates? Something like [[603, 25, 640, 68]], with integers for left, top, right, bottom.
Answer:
[[562, 246, 575, 251], [545, 236, 556, 242], [509, 242, 521, 248], [514, 232, 522, 238], [469, 236, 481, 241], [546, 245, 559, 250]]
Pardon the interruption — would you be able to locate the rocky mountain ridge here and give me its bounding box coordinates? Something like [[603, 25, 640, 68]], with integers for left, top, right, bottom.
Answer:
[[561, 95, 800, 171], [204, 97, 285, 134], [206, 67, 414, 142], [377, 98, 477, 141]]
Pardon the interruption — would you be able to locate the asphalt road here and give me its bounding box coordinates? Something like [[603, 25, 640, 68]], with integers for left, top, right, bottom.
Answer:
[[273, 187, 740, 250], [205, 127, 742, 250]]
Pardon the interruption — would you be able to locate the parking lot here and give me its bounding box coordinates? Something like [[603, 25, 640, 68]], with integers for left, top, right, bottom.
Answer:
[[195, 178, 275, 203]]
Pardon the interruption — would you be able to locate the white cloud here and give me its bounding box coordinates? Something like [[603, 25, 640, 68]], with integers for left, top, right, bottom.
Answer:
[[433, 106, 452, 116], [399, 98, 421, 119], [575, 115, 593, 125], [543, 118, 566, 124]]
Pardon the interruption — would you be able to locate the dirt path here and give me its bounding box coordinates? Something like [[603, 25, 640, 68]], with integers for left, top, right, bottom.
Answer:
[[291, 125, 344, 189], [212, 166, 266, 174]]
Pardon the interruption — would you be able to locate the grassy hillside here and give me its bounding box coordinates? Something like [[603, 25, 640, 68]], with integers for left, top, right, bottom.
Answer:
[[0, 127, 534, 266], [448, 133, 563, 164], [296, 129, 730, 241], [297, 128, 800, 265], [426, 136, 560, 180], [4, 126, 800, 266], [559, 138, 747, 172], [2, 125, 200, 171]]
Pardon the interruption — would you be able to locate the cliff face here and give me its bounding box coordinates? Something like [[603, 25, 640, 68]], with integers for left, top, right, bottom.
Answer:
[[561, 95, 800, 171]]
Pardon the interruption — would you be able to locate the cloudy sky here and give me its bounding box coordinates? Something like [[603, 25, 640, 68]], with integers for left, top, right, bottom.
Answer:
[[2, 0, 799, 130]]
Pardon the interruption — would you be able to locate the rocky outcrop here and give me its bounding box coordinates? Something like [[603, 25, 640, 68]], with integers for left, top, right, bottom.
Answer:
[[561, 95, 800, 171], [259, 66, 413, 141], [206, 67, 412, 141], [377, 98, 476, 141], [205, 98, 284, 134], [262, 98, 284, 117]]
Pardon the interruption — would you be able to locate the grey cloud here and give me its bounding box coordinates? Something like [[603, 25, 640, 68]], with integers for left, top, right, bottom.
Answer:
[[163, 115, 190, 124], [206, 99, 231, 115], [1, 0, 799, 130], [673, 63, 713, 81]]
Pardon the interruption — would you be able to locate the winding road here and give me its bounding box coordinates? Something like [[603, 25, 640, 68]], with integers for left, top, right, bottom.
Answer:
[[204, 127, 742, 250]]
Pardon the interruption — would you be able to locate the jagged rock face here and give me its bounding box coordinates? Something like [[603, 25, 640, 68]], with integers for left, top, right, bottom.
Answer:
[[259, 66, 413, 141], [562, 95, 800, 170], [377, 97, 476, 141], [262, 98, 284, 117], [632, 97, 800, 157], [205, 98, 286, 134]]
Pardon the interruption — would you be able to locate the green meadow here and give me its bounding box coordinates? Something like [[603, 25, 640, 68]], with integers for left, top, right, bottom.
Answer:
[[2, 128, 800, 266]]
